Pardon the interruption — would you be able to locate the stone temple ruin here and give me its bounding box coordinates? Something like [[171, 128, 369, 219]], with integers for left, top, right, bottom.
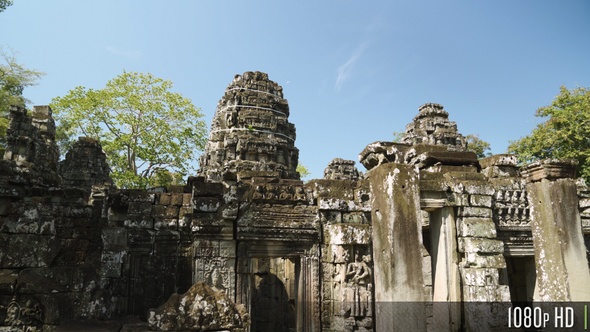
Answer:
[[0, 71, 589, 331]]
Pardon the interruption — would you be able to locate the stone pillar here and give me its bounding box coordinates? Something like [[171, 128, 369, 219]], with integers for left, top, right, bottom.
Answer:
[[369, 163, 426, 332], [523, 159, 590, 301], [430, 207, 461, 331]]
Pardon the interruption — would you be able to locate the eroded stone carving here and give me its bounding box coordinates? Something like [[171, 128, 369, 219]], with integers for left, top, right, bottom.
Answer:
[[148, 281, 249, 332], [401, 103, 467, 151], [324, 158, 361, 181], [198, 71, 299, 182]]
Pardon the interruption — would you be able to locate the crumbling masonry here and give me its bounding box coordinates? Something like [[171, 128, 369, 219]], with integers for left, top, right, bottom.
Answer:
[[1, 72, 589, 331]]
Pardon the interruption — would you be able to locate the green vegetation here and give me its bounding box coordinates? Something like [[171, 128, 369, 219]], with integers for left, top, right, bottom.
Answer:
[[297, 163, 311, 179], [51, 71, 207, 188], [466, 134, 492, 158], [0, 47, 45, 146], [0, 0, 13, 13], [508, 86, 590, 182]]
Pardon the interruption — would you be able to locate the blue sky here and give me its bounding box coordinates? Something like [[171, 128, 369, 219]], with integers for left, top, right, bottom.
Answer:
[[1, 1, 589, 179]]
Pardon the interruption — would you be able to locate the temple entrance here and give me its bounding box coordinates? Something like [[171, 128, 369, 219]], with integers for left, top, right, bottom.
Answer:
[[505, 256, 536, 304], [250, 257, 299, 332], [236, 242, 320, 332]]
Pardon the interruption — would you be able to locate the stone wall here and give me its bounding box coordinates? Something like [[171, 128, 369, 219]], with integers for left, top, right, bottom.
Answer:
[[1, 73, 589, 332]]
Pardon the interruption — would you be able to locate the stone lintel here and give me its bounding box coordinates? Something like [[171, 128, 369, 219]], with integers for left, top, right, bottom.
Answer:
[[479, 154, 518, 169], [420, 198, 447, 212], [522, 159, 578, 182]]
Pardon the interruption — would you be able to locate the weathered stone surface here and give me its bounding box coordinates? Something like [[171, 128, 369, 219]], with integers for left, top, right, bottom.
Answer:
[[358, 141, 406, 171], [401, 103, 467, 151], [526, 177, 590, 301], [323, 158, 361, 181], [198, 71, 299, 182], [457, 217, 497, 238], [522, 159, 578, 182], [59, 137, 112, 191], [148, 281, 249, 332], [0, 234, 60, 268], [369, 163, 426, 331], [458, 238, 504, 254], [324, 223, 371, 245]]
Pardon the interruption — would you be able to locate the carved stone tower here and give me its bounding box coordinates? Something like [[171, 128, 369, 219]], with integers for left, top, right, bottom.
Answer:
[[198, 71, 299, 182], [401, 102, 468, 151]]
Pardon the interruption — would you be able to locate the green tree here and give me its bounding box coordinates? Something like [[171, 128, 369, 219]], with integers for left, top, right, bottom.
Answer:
[[1, 47, 45, 146], [51, 71, 207, 189], [508, 86, 590, 182], [466, 134, 492, 158], [392, 130, 404, 143], [297, 163, 311, 179], [0, 0, 13, 13]]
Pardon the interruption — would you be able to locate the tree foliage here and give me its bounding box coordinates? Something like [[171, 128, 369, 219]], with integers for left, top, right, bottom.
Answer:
[[0, 0, 13, 13], [51, 71, 207, 189], [466, 134, 492, 159], [508, 86, 590, 182], [0, 47, 45, 146], [296, 163, 311, 179], [392, 131, 404, 143]]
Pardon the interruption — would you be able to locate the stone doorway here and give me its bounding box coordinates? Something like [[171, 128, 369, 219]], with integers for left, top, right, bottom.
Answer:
[[505, 256, 536, 304], [236, 242, 320, 332], [250, 257, 299, 332]]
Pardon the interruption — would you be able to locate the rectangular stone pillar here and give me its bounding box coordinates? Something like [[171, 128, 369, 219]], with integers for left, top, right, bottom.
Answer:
[[370, 163, 426, 331], [523, 160, 590, 301], [430, 207, 461, 331]]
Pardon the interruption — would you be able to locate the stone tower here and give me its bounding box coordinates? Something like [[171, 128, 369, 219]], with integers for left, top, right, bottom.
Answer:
[[402, 102, 467, 151], [198, 71, 299, 182]]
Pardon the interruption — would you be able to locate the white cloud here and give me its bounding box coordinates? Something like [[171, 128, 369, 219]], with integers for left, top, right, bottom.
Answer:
[[335, 41, 368, 91], [106, 45, 143, 60]]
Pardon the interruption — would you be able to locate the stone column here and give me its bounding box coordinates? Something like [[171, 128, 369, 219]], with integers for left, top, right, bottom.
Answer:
[[369, 163, 427, 332], [523, 159, 590, 301]]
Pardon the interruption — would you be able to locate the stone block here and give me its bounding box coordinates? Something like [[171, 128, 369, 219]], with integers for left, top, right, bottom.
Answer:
[[482, 165, 519, 178], [459, 238, 503, 254], [158, 193, 172, 205], [461, 268, 499, 286], [469, 194, 492, 208], [154, 218, 178, 230], [124, 218, 154, 229], [479, 154, 518, 168], [456, 217, 497, 238], [128, 191, 155, 203], [342, 212, 367, 224], [64, 206, 93, 218], [457, 207, 492, 218], [324, 223, 371, 245], [0, 234, 59, 268], [182, 193, 192, 206], [1, 214, 56, 235], [102, 227, 127, 250], [127, 229, 155, 246], [320, 210, 342, 223], [164, 206, 180, 218], [193, 197, 220, 212], [354, 186, 371, 212], [319, 197, 350, 211], [101, 252, 125, 278], [221, 203, 238, 220], [452, 193, 469, 206], [170, 194, 184, 206], [152, 205, 167, 217], [464, 253, 506, 268], [193, 181, 224, 197], [128, 201, 153, 214]]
